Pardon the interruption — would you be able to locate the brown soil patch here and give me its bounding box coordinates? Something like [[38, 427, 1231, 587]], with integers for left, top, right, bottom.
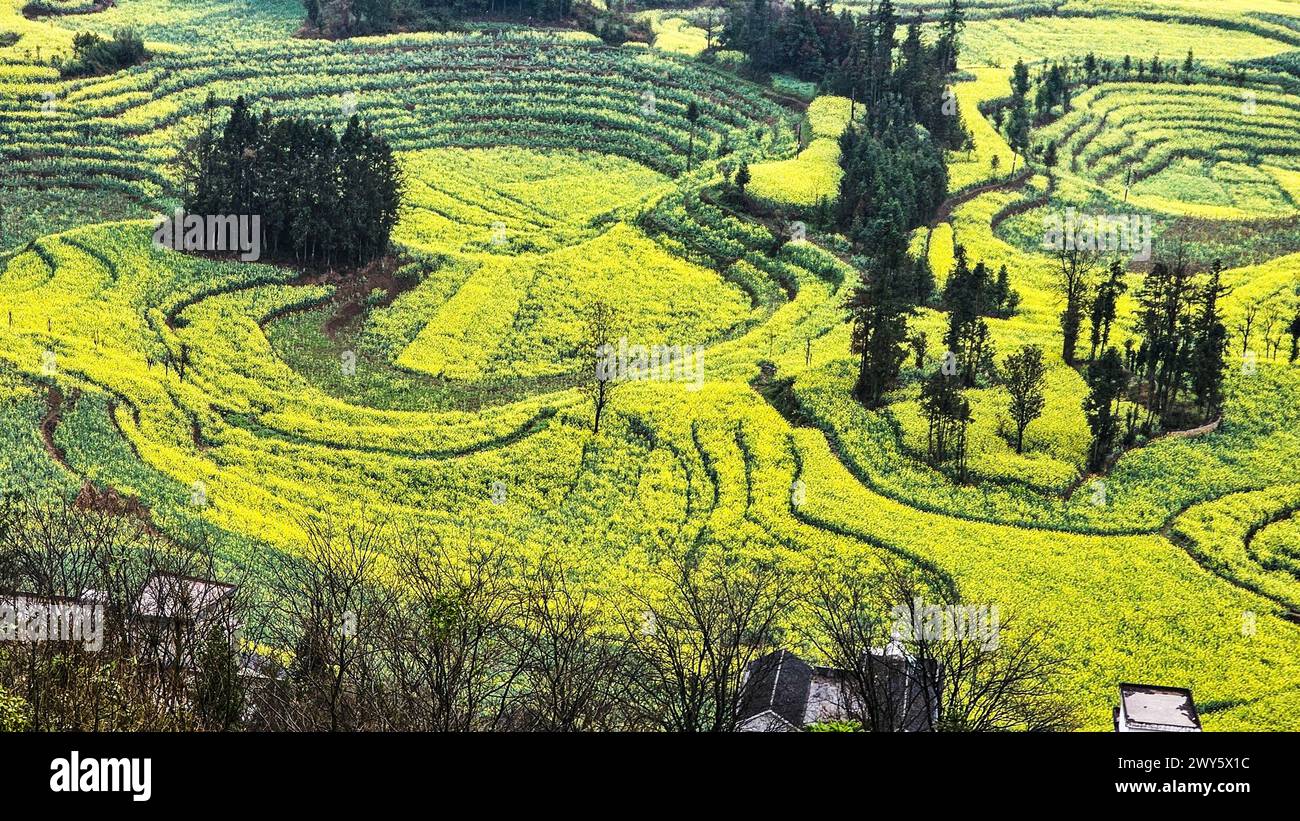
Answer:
[[73, 478, 157, 532], [40, 384, 71, 470]]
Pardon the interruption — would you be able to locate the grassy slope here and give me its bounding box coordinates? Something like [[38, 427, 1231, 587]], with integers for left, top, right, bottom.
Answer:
[[1, 0, 1299, 729]]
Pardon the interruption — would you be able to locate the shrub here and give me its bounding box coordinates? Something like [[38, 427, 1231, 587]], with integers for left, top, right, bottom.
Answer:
[[59, 29, 148, 78]]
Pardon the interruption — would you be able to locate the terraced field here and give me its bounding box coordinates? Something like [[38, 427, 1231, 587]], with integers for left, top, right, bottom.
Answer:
[[0, 22, 797, 252], [1039, 83, 1300, 219], [2, 0, 1300, 730], [958, 15, 1298, 65]]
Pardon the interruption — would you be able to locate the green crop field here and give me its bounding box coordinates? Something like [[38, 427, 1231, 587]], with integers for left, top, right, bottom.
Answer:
[[1, 0, 1299, 735]]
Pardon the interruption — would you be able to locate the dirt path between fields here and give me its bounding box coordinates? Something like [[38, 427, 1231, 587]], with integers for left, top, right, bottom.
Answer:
[[39, 382, 164, 531], [320, 256, 415, 340], [930, 168, 1033, 228], [40, 384, 71, 471]]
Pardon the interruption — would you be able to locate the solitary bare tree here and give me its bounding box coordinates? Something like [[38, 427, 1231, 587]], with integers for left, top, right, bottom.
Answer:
[[617, 544, 795, 732], [579, 298, 623, 436]]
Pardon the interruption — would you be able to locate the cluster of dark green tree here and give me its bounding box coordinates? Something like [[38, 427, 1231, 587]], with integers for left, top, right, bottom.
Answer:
[[722, 0, 964, 93], [995, 50, 1219, 170], [848, 231, 1007, 464], [58, 28, 147, 78], [844, 241, 933, 407], [911, 249, 1247, 483], [720, 0, 857, 82], [835, 1, 970, 247], [942, 245, 1019, 320], [933, 245, 1019, 389], [301, 0, 646, 44], [185, 97, 402, 268], [0, 495, 1076, 732], [997, 51, 1201, 131], [722, 0, 970, 174], [911, 339, 1048, 483], [1081, 256, 1230, 472], [1047, 50, 1204, 109], [839, 2, 971, 407], [918, 363, 975, 481], [1051, 248, 1130, 368]]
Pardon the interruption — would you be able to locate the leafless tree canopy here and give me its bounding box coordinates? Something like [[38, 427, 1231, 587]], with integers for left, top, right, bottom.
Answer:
[[0, 493, 247, 731], [807, 555, 1076, 732], [0, 498, 1076, 732], [616, 546, 797, 732]]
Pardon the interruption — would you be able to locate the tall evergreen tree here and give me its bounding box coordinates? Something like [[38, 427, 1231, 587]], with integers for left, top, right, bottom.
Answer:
[[942, 248, 996, 387], [921, 368, 973, 480], [1003, 344, 1046, 454], [1083, 347, 1127, 472], [1088, 259, 1127, 362], [935, 0, 965, 75], [734, 159, 751, 197], [845, 198, 916, 407], [1189, 263, 1229, 421], [184, 99, 402, 269], [1134, 256, 1196, 424]]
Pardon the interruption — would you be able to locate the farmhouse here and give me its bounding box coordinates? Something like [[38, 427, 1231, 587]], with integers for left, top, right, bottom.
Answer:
[[0, 571, 238, 670], [135, 572, 236, 622], [1113, 683, 1202, 732], [133, 572, 240, 669], [737, 648, 939, 732]]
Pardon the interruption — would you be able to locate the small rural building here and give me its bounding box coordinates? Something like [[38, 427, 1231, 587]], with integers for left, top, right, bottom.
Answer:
[[132, 571, 239, 669], [737, 648, 939, 732], [135, 571, 237, 623], [1113, 683, 1202, 732]]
